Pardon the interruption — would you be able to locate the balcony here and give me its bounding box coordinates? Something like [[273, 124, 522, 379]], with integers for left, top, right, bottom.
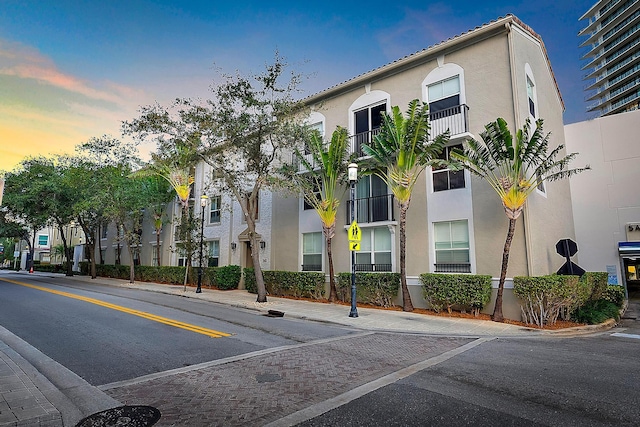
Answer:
[[428, 104, 469, 140], [346, 194, 395, 224], [348, 104, 469, 157]]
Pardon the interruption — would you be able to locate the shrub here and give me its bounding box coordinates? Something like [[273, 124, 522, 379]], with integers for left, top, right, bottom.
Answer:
[[33, 264, 66, 274], [572, 299, 620, 324], [243, 268, 257, 293], [336, 273, 400, 307], [513, 275, 589, 327], [603, 285, 626, 307], [214, 265, 242, 290], [419, 273, 492, 316], [582, 272, 608, 301], [242, 268, 324, 298]]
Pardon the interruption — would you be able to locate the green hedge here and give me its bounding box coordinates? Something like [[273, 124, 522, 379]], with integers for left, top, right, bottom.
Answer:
[[336, 272, 400, 307], [603, 284, 626, 307], [582, 272, 608, 301], [513, 275, 591, 327], [78, 262, 241, 289], [33, 264, 66, 274], [243, 268, 325, 299], [419, 273, 492, 316]]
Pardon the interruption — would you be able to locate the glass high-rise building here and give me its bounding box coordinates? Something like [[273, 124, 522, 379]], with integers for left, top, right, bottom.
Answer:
[[580, 0, 640, 116]]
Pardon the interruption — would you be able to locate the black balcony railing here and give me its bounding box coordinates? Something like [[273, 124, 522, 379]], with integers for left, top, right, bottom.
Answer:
[[349, 128, 381, 157], [434, 263, 471, 273], [428, 104, 469, 139], [302, 264, 322, 272], [346, 194, 395, 224], [355, 263, 392, 272]]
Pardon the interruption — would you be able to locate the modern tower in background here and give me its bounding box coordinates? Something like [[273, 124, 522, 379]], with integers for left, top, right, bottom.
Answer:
[[580, 0, 640, 117]]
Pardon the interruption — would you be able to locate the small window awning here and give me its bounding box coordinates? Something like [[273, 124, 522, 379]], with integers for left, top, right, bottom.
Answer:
[[618, 242, 640, 257]]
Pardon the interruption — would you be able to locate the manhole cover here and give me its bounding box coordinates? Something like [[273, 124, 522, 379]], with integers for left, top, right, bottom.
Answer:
[[256, 373, 282, 383], [76, 405, 161, 427]]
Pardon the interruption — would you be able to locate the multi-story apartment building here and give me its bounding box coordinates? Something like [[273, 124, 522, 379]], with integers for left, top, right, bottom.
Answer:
[[255, 14, 572, 319], [99, 15, 575, 320], [580, 0, 640, 116]]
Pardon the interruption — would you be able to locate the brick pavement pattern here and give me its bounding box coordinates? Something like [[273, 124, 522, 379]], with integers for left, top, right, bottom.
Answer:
[[106, 333, 473, 426]]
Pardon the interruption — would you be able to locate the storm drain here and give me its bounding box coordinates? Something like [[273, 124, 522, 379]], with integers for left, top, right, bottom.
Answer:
[[255, 373, 282, 383], [75, 405, 161, 427]]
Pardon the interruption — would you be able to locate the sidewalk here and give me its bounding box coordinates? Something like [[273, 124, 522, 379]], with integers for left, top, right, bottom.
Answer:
[[65, 273, 614, 337]]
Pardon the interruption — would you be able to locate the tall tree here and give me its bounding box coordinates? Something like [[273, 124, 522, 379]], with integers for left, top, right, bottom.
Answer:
[[279, 126, 352, 302], [125, 54, 308, 303], [450, 118, 589, 321], [2, 157, 69, 273], [72, 136, 141, 278], [362, 100, 448, 312]]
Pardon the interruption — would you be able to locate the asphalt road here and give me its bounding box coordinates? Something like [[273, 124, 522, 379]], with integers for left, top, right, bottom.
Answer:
[[298, 331, 640, 426], [0, 273, 355, 386]]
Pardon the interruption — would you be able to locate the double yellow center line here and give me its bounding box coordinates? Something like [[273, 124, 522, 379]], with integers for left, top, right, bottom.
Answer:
[[2, 278, 231, 338]]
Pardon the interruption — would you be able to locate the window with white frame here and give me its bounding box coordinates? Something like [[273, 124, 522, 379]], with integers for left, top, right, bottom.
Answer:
[[302, 232, 322, 271], [355, 227, 392, 271], [176, 248, 187, 267], [526, 76, 536, 118], [37, 235, 48, 247], [132, 246, 141, 266], [433, 144, 465, 192], [305, 121, 325, 155], [354, 175, 392, 223], [209, 196, 221, 223], [303, 181, 322, 211], [207, 240, 220, 267], [100, 224, 108, 239], [151, 245, 161, 266], [433, 220, 470, 273], [353, 102, 386, 156], [427, 76, 460, 119]]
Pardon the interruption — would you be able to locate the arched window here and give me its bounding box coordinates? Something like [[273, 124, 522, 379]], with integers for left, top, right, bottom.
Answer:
[[348, 90, 390, 157]]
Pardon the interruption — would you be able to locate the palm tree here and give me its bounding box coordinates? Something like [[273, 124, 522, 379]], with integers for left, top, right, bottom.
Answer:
[[362, 100, 448, 312], [450, 117, 589, 322], [287, 126, 351, 302]]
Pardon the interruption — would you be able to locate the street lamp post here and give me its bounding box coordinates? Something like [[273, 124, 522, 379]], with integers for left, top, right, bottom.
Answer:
[[196, 195, 208, 294], [348, 163, 359, 318]]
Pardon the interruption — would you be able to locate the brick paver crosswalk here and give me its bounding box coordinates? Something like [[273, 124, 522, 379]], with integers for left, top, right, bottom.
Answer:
[[105, 333, 473, 426]]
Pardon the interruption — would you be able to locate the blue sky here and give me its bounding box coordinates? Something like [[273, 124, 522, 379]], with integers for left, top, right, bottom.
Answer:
[[0, 0, 596, 171]]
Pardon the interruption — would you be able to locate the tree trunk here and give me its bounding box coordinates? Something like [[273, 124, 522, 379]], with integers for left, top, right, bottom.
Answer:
[[492, 217, 517, 322], [156, 228, 162, 267], [325, 224, 337, 302], [399, 202, 414, 312], [251, 234, 267, 302], [98, 223, 104, 265]]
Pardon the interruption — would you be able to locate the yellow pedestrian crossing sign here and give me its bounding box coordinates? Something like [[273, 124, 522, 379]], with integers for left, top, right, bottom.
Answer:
[[350, 241, 360, 251], [348, 221, 361, 242]]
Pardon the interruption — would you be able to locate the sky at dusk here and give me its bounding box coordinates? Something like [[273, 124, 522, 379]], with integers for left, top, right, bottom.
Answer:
[[0, 0, 597, 172]]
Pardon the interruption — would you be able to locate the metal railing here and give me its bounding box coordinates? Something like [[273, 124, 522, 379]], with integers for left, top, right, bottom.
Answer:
[[346, 194, 395, 224], [355, 263, 392, 272], [302, 264, 322, 272], [428, 104, 470, 139], [434, 263, 471, 273]]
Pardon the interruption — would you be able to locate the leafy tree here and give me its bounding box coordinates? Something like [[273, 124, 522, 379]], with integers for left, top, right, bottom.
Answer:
[[74, 136, 143, 278], [125, 54, 308, 302], [124, 127, 199, 290], [450, 118, 589, 321], [2, 157, 65, 272], [362, 100, 448, 312], [279, 126, 351, 302]]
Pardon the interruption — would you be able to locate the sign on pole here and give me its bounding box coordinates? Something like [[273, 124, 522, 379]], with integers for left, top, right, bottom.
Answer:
[[348, 221, 361, 251]]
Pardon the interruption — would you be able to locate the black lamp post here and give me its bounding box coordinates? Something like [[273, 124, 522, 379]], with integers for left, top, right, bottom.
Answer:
[[348, 163, 359, 318], [196, 194, 208, 294]]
